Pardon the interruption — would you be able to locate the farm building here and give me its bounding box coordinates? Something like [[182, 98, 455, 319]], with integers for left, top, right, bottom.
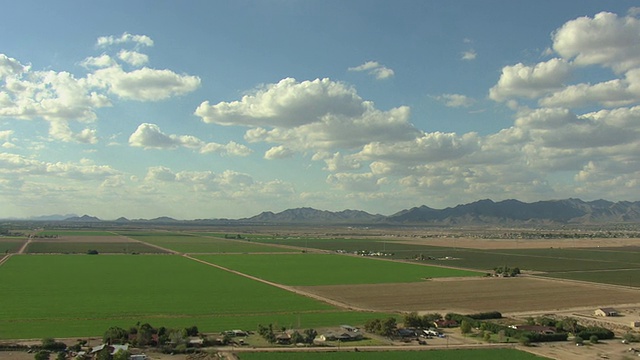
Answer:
[[397, 328, 418, 339], [340, 325, 358, 332], [434, 319, 458, 328], [595, 307, 619, 317], [90, 344, 129, 357], [317, 331, 363, 342], [276, 333, 292, 344]]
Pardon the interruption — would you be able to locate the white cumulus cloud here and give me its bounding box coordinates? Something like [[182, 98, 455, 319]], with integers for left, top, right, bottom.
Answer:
[[129, 123, 251, 156], [117, 50, 149, 67], [348, 61, 395, 79], [433, 93, 475, 108], [96, 32, 154, 48], [489, 58, 572, 101], [552, 11, 640, 73]]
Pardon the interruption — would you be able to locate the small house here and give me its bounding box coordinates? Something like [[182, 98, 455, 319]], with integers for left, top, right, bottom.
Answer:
[[595, 308, 618, 317], [434, 319, 458, 328], [318, 332, 362, 342], [276, 333, 292, 345]]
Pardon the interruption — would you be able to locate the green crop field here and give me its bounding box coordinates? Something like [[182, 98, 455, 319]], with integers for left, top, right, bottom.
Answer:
[[25, 242, 167, 254], [542, 268, 640, 287], [239, 348, 550, 360], [421, 248, 640, 272], [250, 237, 426, 253], [119, 231, 293, 253], [0, 254, 351, 339], [196, 253, 482, 286]]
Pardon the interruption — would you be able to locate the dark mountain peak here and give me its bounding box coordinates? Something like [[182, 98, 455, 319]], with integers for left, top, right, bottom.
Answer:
[[245, 207, 381, 223], [149, 216, 177, 222], [387, 198, 640, 224], [64, 214, 101, 222]]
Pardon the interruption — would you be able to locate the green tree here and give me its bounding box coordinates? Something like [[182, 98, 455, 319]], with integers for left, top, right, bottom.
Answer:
[[483, 331, 492, 342], [55, 352, 66, 360], [184, 325, 198, 337], [290, 331, 304, 344], [113, 349, 131, 360], [403, 312, 422, 328], [257, 324, 276, 344], [103, 326, 128, 344], [574, 336, 584, 345], [380, 317, 397, 337], [41, 338, 65, 351], [303, 328, 317, 344], [95, 348, 111, 360], [168, 328, 188, 346], [623, 332, 638, 343], [562, 318, 578, 334], [460, 320, 472, 335], [34, 351, 50, 360], [589, 335, 599, 344], [136, 323, 156, 346], [422, 313, 442, 324], [519, 335, 531, 346], [364, 319, 382, 334]]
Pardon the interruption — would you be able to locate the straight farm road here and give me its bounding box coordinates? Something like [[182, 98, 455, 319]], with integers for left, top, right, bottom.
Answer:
[[0, 238, 30, 267], [119, 232, 371, 312]]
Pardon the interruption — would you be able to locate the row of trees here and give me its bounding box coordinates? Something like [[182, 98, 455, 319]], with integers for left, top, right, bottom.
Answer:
[[256, 323, 317, 344], [402, 312, 443, 329], [103, 323, 199, 348], [451, 312, 615, 345], [364, 317, 398, 337], [493, 266, 520, 277]]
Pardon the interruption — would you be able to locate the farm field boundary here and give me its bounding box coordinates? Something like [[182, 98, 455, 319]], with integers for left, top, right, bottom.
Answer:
[[194, 253, 483, 286], [0, 254, 349, 339], [119, 231, 298, 254], [297, 276, 640, 314]]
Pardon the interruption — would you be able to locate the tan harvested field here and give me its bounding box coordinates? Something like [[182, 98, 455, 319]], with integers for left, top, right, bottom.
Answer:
[[391, 237, 640, 249], [297, 276, 640, 314]]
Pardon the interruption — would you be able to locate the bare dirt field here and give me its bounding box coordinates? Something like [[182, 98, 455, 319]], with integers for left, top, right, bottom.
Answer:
[[298, 276, 640, 314]]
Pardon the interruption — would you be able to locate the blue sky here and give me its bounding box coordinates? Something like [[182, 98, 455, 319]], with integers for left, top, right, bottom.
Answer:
[[1, 1, 640, 219]]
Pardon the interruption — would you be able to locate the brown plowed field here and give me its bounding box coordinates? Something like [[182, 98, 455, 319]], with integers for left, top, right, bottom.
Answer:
[[297, 276, 640, 314]]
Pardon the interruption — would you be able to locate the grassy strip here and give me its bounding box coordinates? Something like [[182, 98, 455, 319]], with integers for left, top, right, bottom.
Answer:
[[239, 348, 550, 360], [0, 311, 396, 340]]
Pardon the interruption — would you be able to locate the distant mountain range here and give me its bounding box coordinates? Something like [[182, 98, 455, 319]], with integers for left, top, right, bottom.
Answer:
[[8, 198, 640, 225]]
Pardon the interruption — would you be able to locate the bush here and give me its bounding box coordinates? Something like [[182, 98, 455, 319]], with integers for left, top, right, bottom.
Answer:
[[577, 327, 615, 340], [41, 338, 66, 351], [467, 311, 502, 320], [589, 335, 599, 344]]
